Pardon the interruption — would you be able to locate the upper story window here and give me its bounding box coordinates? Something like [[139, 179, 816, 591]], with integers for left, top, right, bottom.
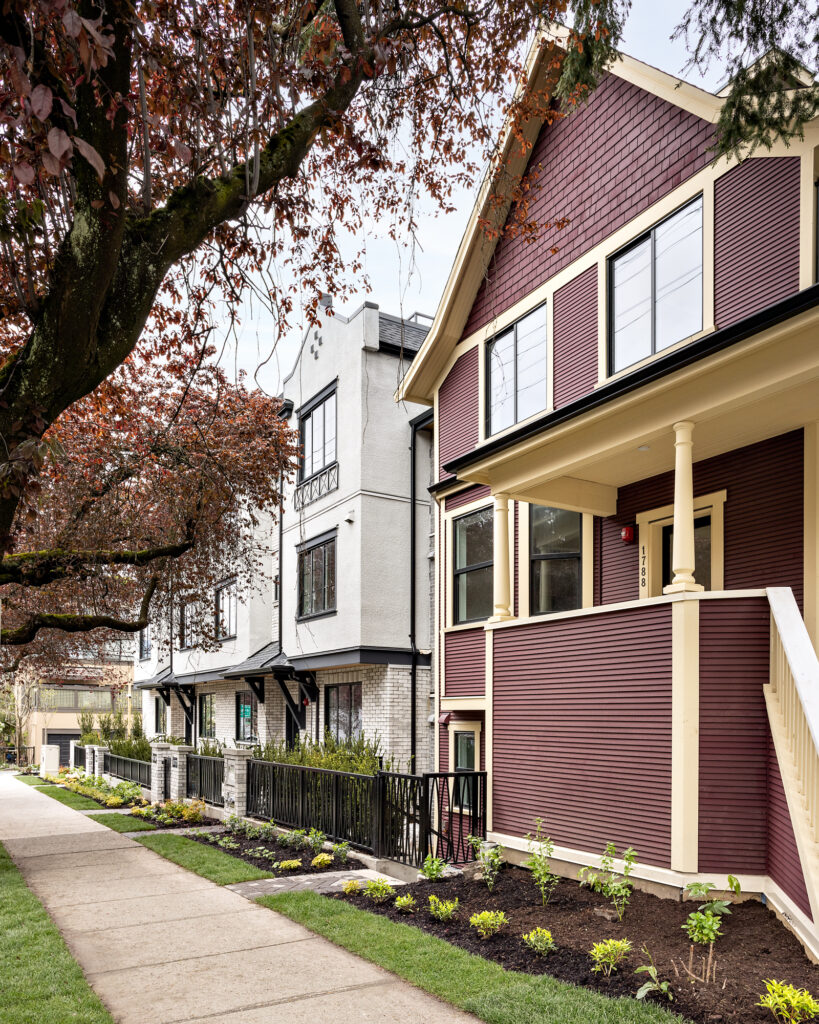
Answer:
[[453, 507, 493, 624], [214, 580, 237, 641], [138, 626, 151, 661], [487, 304, 547, 436], [298, 532, 336, 619], [300, 385, 337, 481], [530, 505, 582, 615], [179, 601, 197, 650], [609, 195, 703, 375]]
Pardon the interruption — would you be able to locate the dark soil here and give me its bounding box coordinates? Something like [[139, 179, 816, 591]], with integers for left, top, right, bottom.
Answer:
[[338, 867, 819, 1023], [141, 815, 220, 830], [187, 829, 366, 875]]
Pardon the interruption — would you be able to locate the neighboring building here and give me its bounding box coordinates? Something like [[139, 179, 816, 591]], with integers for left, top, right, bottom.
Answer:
[[399, 32, 819, 954], [136, 300, 435, 771]]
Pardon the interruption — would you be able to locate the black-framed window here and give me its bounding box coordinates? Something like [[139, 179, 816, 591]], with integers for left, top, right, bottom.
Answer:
[[487, 303, 547, 436], [453, 507, 493, 624], [179, 601, 197, 650], [139, 626, 151, 661], [235, 691, 258, 743], [298, 535, 336, 618], [198, 692, 215, 739], [454, 730, 477, 810], [214, 580, 237, 640], [300, 387, 337, 480], [661, 515, 712, 591], [154, 696, 166, 735], [325, 682, 362, 741], [530, 505, 582, 615], [609, 195, 703, 375]]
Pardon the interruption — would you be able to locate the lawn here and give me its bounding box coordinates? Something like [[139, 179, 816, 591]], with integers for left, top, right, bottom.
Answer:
[[261, 892, 688, 1024], [0, 842, 114, 1024], [87, 813, 156, 833], [136, 834, 275, 885], [12, 775, 49, 786], [37, 786, 100, 811]]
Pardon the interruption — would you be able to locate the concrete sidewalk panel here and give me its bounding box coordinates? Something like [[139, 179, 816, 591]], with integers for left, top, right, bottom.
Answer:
[[36, 869, 220, 909], [3, 831, 134, 859], [47, 886, 249, 933]]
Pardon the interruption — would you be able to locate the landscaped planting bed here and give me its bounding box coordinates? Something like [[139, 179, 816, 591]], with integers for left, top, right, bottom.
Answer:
[[129, 799, 218, 829], [338, 859, 819, 1024]]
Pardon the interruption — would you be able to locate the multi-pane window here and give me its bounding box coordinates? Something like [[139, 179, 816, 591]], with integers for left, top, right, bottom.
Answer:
[[487, 304, 547, 436], [154, 696, 167, 735], [298, 535, 336, 618], [139, 626, 151, 661], [300, 388, 337, 480], [530, 506, 582, 615], [199, 693, 215, 739], [325, 682, 362, 742], [179, 601, 197, 650], [453, 508, 493, 624], [235, 691, 258, 743], [609, 196, 703, 374], [214, 580, 237, 640]]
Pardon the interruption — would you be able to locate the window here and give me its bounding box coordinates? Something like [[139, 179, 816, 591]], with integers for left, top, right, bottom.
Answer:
[[609, 196, 703, 374], [235, 691, 258, 743], [154, 696, 167, 735], [198, 693, 215, 739], [530, 506, 582, 615], [447, 719, 481, 811], [453, 507, 493, 624], [139, 626, 151, 661], [487, 304, 547, 435], [661, 515, 712, 591], [214, 580, 237, 640], [325, 683, 362, 742], [298, 534, 336, 618], [300, 387, 337, 480], [179, 601, 197, 650]]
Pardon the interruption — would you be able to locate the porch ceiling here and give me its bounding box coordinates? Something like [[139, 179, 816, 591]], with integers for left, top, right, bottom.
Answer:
[[462, 303, 819, 510]]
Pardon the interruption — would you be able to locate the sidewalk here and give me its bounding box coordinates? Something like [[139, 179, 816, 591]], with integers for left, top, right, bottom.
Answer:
[[0, 772, 475, 1023]]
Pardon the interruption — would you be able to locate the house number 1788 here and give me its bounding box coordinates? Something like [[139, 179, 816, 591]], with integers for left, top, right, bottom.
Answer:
[[640, 543, 647, 589]]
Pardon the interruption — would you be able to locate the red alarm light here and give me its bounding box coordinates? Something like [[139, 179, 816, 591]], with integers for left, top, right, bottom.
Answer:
[[302, 697, 310, 706], [620, 526, 635, 543]]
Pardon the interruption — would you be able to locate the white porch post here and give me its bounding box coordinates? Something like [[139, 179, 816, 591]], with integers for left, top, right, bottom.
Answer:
[[491, 492, 512, 621], [665, 420, 704, 594]]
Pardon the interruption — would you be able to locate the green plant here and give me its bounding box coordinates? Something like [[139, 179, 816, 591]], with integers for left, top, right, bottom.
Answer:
[[78, 711, 97, 737], [332, 841, 350, 863], [685, 876, 742, 918], [342, 879, 361, 895], [419, 854, 447, 880], [635, 946, 674, 1002], [524, 818, 560, 905], [757, 980, 819, 1022], [466, 834, 503, 891], [217, 836, 240, 850], [428, 894, 458, 921], [469, 910, 508, 940], [578, 842, 638, 921], [280, 828, 307, 850], [251, 732, 397, 775], [682, 910, 722, 945], [589, 938, 632, 976], [306, 828, 326, 855], [522, 927, 557, 956], [279, 859, 303, 871], [395, 893, 416, 914], [311, 853, 333, 869], [364, 878, 395, 904], [198, 739, 224, 757], [107, 736, 152, 762]]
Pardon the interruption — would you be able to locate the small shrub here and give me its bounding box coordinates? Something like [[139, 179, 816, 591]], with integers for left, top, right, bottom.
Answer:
[[578, 842, 637, 921], [342, 879, 361, 895], [182, 799, 205, 824], [635, 946, 674, 1002], [419, 854, 446, 881], [217, 836, 240, 850], [282, 829, 307, 850], [311, 853, 333, 869], [469, 909, 508, 939], [332, 841, 350, 863], [364, 878, 395, 904], [466, 834, 503, 891], [757, 980, 819, 1023], [428, 894, 458, 921], [279, 859, 303, 871], [683, 909, 722, 945], [306, 828, 326, 855], [589, 938, 632, 976], [394, 894, 416, 914], [522, 927, 557, 956], [524, 818, 560, 905]]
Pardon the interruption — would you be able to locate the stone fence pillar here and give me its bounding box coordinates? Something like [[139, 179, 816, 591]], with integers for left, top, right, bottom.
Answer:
[[91, 745, 109, 779], [169, 745, 194, 803], [150, 742, 171, 804], [69, 740, 77, 771], [222, 748, 253, 818]]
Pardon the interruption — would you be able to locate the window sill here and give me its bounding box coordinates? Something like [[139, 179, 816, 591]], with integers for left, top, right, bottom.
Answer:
[[482, 407, 553, 447], [599, 324, 715, 387], [445, 619, 490, 632], [215, 634, 237, 643], [296, 609, 337, 623]]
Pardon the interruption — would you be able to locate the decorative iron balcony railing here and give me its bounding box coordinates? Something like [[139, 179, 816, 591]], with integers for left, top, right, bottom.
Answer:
[[294, 463, 338, 509]]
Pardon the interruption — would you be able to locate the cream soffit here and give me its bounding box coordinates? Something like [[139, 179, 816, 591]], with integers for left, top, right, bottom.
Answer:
[[397, 31, 724, 407]]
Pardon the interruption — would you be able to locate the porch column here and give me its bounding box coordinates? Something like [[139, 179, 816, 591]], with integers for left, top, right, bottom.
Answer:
[[491, 492, 513, 620], [664, 421, 704, 594]]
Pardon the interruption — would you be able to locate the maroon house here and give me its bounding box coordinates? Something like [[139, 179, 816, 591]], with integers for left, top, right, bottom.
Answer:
[[399, 35, 819, 956]]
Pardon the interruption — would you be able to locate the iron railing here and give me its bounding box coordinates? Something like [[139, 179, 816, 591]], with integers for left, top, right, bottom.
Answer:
[[74, 745, 86, 771], [187, 754, 224, 807], [294, 463, 339, 509], [106, 753, 151, 788]]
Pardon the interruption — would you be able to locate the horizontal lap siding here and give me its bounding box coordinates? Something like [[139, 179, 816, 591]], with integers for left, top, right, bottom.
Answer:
[[465, 74, 713, 336], [699, 599, 770, 872], [714, 157, 801, 329], [438, 348, 479, 479], [768, 741, 812, 919], [444, 629, 485, 697], [553, 267, 599, 408], [492, 606, 673, 866], [445, 484, 491, 511]]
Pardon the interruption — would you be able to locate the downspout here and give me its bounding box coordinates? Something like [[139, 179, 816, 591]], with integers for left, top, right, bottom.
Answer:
[[409, 409, 434, 774]]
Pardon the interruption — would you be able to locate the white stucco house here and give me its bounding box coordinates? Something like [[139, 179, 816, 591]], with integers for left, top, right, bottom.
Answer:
[[135, 299, 435, 771]]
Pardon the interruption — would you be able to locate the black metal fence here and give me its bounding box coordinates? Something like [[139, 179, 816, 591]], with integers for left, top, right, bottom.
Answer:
[[74, 745, 86, 771], [187, 754, 224, 807], [1, 745, 35, 767], [106, 753, 151, 789]]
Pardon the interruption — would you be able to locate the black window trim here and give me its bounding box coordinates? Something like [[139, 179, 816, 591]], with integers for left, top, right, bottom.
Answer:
[[528, 506, 583, 618], [607, 193, 704, 378], [138, 626, 151, 662], [198, 691, 216, 739], [324, 681, 362, 742], [298, 381, 338, 483], [235, 690, 258, 743], [485, 300, 548, 438], [452, 505, 494, 626], [178, 600, 197, 651], [214, 578, 237, 642], [296, 532, 337, 621]]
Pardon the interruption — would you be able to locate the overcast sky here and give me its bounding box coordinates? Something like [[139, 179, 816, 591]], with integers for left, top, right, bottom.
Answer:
[[223, 1, 727, 394]]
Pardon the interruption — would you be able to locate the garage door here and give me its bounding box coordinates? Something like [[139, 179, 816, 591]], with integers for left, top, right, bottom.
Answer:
[[46, 732, 80, 766]]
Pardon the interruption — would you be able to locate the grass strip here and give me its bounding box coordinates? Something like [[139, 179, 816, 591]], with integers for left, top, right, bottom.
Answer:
[[136, 833, 275, 885], [12, 775, 49, 786], [37, 786, 101, 811], [0, 842, 114, 1024], [87, 813, 157, 833], [260, 892, 688, 1024]]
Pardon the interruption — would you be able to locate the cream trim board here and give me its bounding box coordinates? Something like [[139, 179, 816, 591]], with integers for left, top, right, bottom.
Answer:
[[444, 496, 495, 632], [671, 599, 700, 872], [804, 423, 819, 651], [582, 513, 594, 609], [485, 630, 493, 832], [799, 149, 818, 290], [636, 489, 726, 600], [441, 696, 486, 712], [518, 501, 530, 619], [447, 719, 482, 775]]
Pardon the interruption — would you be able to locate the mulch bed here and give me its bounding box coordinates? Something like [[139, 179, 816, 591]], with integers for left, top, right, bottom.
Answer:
[[186, 829, 366, 875], [337, 866, 819, 1023], [137, 815, 220, 830]]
